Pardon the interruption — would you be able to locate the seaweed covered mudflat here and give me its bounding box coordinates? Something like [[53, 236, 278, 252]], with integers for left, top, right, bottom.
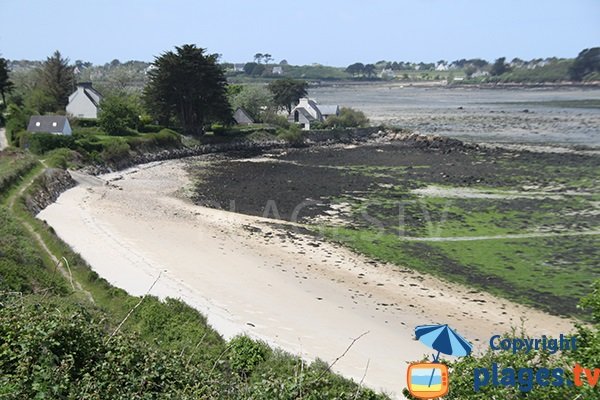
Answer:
[[191, 141, 600, 316]]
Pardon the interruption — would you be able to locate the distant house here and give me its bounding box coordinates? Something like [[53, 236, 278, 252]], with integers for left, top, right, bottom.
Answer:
[[233, 63, 245, 72], [288, 98, 340, 130], [271, 66, 283, 75], [233, 107, 254, 125], [380, 68, 396, 79], [27, 116, 72, 135], [66, 82, 103, 119]]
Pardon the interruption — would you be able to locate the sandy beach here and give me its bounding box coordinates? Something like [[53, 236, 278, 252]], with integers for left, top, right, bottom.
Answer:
[[38, 158, 577, 398]]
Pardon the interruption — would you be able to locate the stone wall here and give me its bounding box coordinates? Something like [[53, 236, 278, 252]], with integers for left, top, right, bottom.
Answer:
[[24, 168, 76, 215]]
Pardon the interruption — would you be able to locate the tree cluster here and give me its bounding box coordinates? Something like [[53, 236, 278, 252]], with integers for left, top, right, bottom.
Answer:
[[143, 44, 232, 135], [569, 47, 600, 81], [345, 63, 377, 77]]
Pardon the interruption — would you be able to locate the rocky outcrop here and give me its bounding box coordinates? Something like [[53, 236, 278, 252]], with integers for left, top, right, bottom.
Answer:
[[25, 168, 76, 215]]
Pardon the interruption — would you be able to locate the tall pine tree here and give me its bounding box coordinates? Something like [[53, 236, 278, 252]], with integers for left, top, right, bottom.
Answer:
[[38, 50, 75, 111], [143, 44, 232, 135]]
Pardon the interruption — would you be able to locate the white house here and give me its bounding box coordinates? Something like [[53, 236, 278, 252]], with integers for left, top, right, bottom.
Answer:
[[271, 66, 283, 75], [66, 82, 103, 119], [27, 116, 72, 135], [288, 98, 340, 130]]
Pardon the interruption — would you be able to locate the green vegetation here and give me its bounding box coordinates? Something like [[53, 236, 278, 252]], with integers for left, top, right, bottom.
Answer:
[[570, 47, 600, 81], [143, 44, 232, 135], [0, 150, 38, 195], [228, 84, 274, 122], [98, 94, 141, 135], [268, 78, 309, 114], [324, 107, 369, 128], [0, 56, 14, 109], [37, 50, 75, 112]]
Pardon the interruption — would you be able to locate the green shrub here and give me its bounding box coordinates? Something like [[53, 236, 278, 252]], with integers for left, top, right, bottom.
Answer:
[[71, 118, 98, 128], [324, 107, 369, 128], [45, 148, 78, 169], [100, 140, 130, 164], [74, 137, 105, 153], [98, 95, 140, 136], [277, 124, 303, 144], [4, 103, 34, 145], [149, 129, 182, 147], [262, 112, 290, 128], [228, 335, 270, 377], [27, 133, 75, 155]]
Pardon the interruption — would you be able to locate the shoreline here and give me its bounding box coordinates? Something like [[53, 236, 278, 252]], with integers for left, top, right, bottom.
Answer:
[[38, 158, 578, 399]]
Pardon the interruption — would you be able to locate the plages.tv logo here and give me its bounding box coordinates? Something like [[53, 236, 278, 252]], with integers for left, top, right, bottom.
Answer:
[[406, 324, 473, 399]]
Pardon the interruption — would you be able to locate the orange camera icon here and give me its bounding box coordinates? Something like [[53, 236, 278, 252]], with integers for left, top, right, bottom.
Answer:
[[406, 362, 449, 399]]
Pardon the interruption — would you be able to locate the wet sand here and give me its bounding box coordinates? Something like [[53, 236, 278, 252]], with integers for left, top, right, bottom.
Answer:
[[38, 159, 577, 398]]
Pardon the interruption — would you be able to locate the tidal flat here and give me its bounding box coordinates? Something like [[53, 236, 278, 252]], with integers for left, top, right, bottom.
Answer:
[[192, 141, 600, 317]]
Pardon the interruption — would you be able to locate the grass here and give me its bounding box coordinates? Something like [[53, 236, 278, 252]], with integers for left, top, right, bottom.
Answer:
[[0, 150, 38, 196]]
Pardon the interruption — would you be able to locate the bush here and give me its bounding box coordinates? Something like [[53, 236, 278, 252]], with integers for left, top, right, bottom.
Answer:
[[27, 133, 75, 155], [150, 129, 181, 147], [4, 103, 34, 145], [71, 118, 98, 128], [100, 140, 130, 164], [228, 335, 270, 377], [138, 123, 163, 133], [98, 95, 140, 136], [277, 124, 303, 144], [324, 107, 369, 128], [45, 148, 79, 169], [74, 137, 104, 153], [262, 112, 290, 128]]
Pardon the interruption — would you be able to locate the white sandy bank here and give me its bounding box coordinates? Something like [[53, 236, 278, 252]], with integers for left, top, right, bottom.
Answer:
[[38, 159, 575, 399]]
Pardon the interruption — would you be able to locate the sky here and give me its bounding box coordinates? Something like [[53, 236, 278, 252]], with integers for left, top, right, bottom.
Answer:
[[1, 0, 599, 66]]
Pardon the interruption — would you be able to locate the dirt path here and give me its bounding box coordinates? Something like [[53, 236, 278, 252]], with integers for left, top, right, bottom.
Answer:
[[0, 128, 8, 151], [39, 159, 577, 399]]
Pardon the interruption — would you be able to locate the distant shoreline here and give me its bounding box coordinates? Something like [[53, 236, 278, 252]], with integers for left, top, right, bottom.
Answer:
[[307, 80, 600, 90]]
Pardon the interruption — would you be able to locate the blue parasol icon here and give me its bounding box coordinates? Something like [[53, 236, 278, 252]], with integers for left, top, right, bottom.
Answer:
[[415, 324, 473, 387]]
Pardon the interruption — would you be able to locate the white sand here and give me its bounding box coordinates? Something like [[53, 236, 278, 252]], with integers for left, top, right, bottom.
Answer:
[[38, 159, 576, 399]]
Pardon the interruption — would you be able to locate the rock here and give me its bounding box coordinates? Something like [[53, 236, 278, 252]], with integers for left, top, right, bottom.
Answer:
[[24, 169, 76, 215]]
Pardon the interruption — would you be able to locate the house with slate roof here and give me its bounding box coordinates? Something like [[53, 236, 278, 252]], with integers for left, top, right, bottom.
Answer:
[[288, 98, 340, 130], [233, 108, 255, 125], [27, 116, 72, 135], [66, 82, 103, 119]]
